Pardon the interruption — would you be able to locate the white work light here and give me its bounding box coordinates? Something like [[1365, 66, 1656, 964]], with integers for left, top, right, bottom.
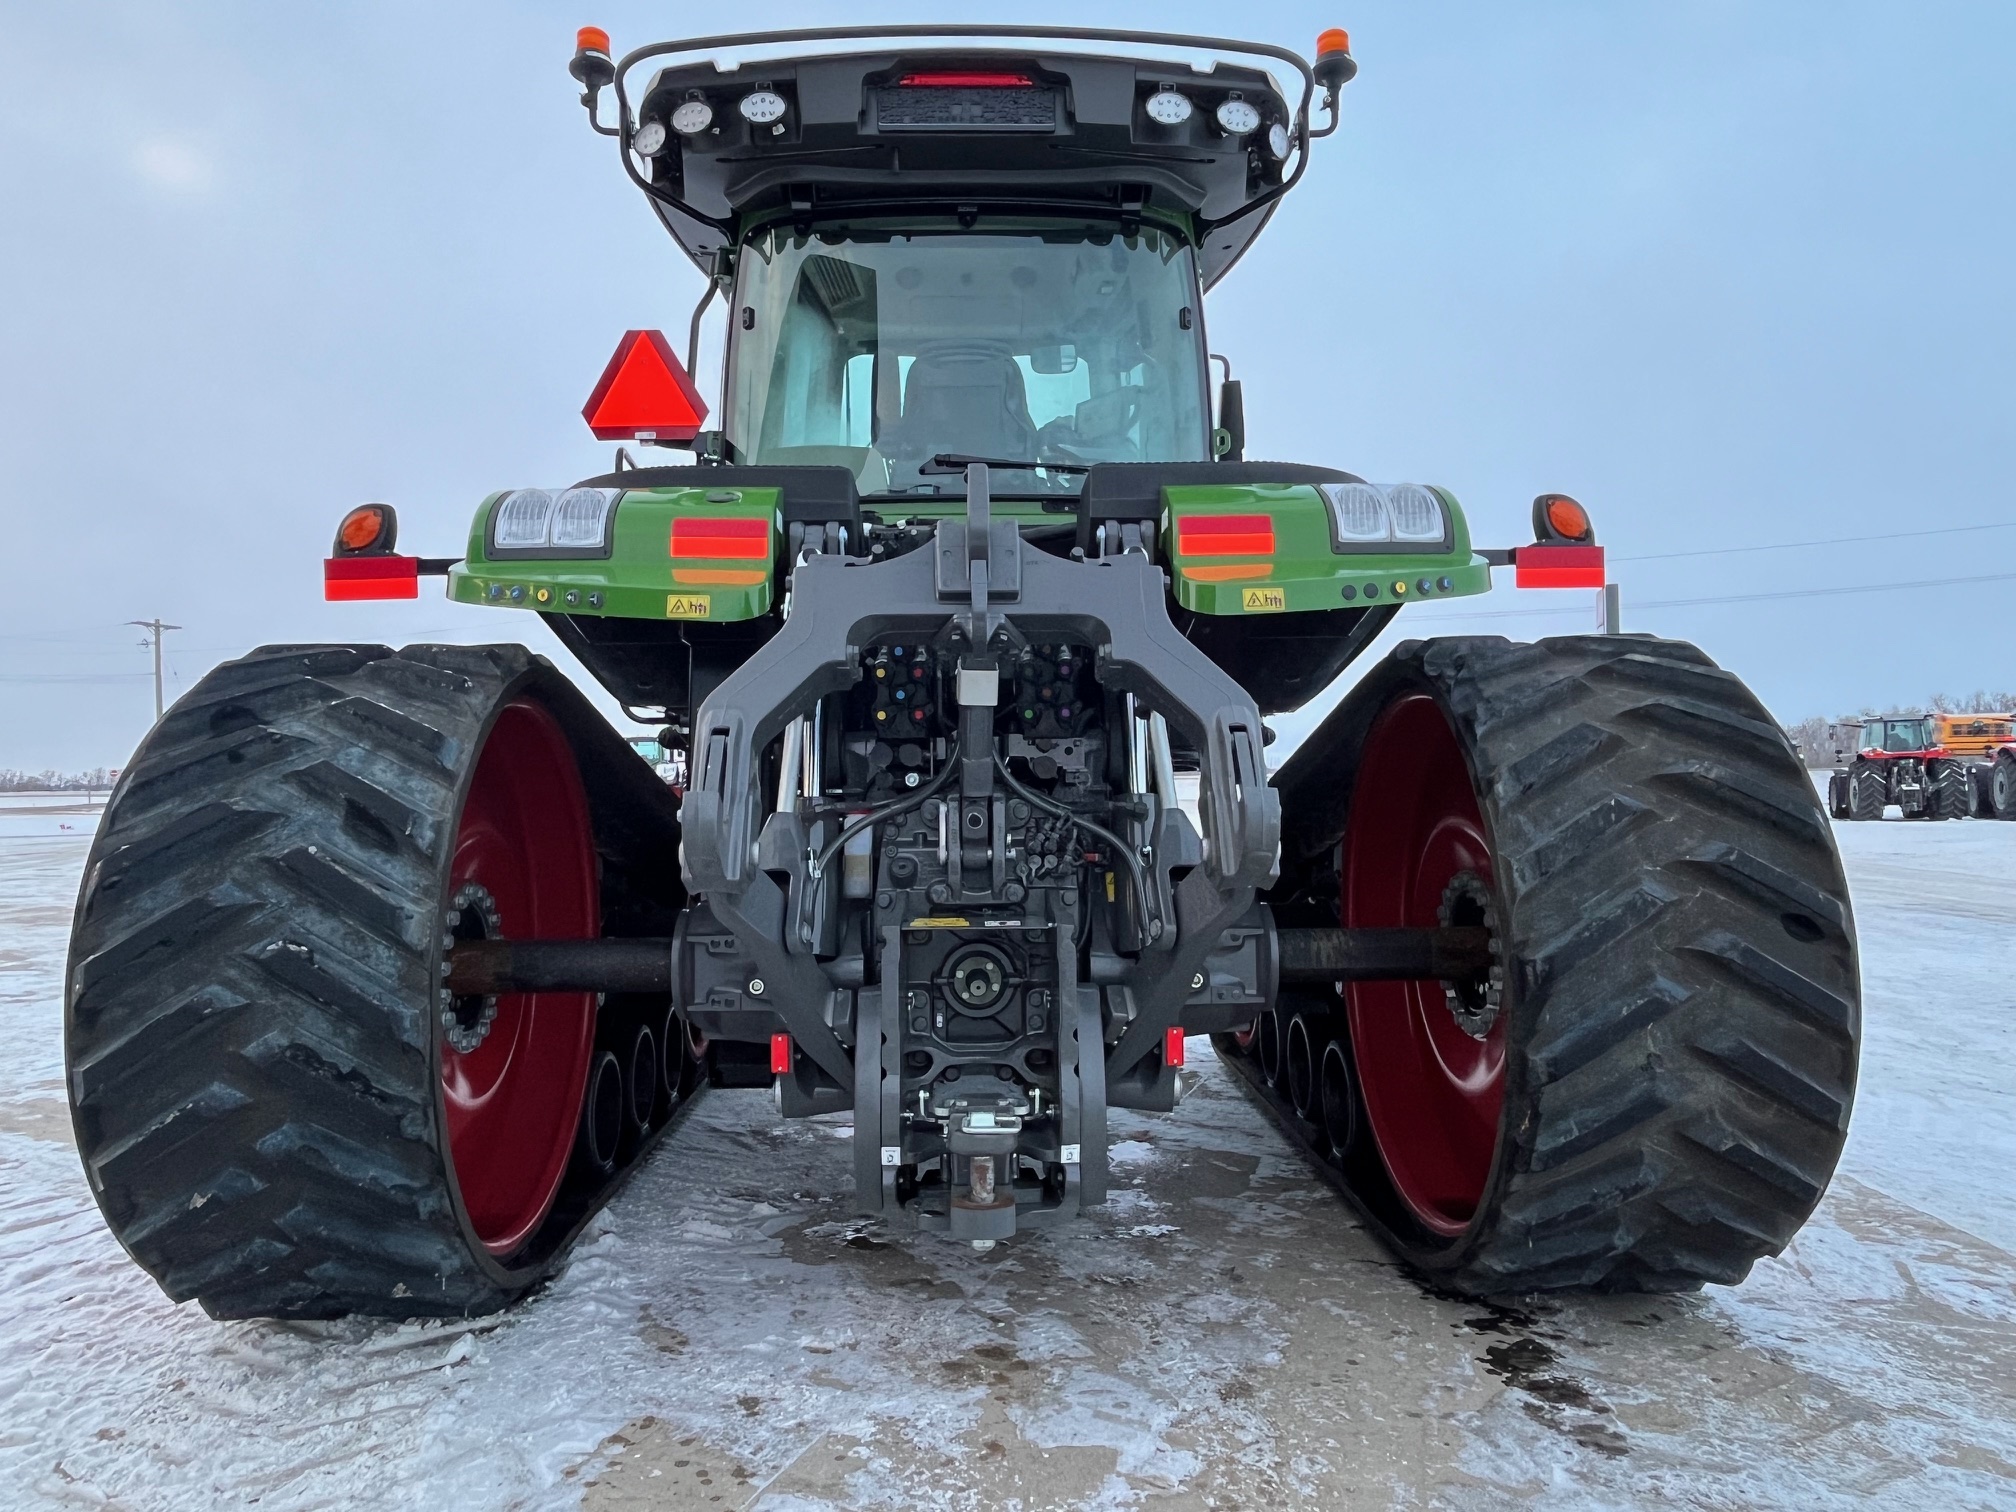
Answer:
[[1214, 97, 1260, 135], [739, 89, 788, 125], [672, 98, 714, 135]]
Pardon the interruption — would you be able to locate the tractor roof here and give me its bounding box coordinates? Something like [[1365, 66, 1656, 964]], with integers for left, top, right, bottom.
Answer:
[[605, 26, 1325, 288]]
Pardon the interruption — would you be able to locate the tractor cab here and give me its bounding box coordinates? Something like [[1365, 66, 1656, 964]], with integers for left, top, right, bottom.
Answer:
[[1866, 715, 1940, 757], [562, 25, 1348, 503], [726, 219, 1210, 497]]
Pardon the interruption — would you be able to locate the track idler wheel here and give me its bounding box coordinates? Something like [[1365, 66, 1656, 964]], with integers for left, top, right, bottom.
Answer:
[[1256, 1009, 1286, 1086], [1317, 1039, 1360, 1161], [1284, 1010, 1327, 1122], [65, 644, 688, 1318], [575, 1049, 625, 1180], [1272, 634, 1859, 1294]]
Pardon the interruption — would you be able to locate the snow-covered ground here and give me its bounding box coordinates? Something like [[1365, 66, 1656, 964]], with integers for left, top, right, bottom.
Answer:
[[3, 814, 2014, 1510]]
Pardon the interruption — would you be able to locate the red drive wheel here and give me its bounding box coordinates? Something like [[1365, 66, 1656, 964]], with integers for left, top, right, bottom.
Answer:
[[440, 700, 599, 1256], [1343, 694, 1504, 1238]]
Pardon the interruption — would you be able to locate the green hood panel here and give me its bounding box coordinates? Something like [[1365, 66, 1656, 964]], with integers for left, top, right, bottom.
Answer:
[[1161, 483, 1490, 614], [445, 477, 1492, 625], [448, 487, 778, 622]]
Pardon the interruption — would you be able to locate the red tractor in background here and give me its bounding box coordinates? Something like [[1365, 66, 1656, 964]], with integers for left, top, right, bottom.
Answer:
[[1825, 715, 1975, 820]]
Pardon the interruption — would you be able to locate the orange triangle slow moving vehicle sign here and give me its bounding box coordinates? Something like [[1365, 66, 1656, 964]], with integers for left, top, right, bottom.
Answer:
[[581, 330, 709, 441]]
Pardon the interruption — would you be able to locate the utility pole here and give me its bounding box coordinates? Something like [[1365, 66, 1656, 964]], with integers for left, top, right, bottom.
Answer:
[[1601, 583, 1621, 635], [128, 620, 183, 721]]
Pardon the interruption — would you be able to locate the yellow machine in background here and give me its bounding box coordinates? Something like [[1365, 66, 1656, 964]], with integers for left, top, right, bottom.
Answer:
[[1932, 712, 2015, 758]]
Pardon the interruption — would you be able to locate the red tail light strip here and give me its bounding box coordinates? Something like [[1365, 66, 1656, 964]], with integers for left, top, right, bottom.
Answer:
[[1176, 513, 1275, 558], [671, 517, 770, 560], [324, 555, 419, 601], [900, 71, 1034, 87], [1514, 544, 1606, 589]]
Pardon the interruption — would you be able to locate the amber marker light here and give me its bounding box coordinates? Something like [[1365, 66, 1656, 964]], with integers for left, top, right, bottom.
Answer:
[[576, 26, 610, 55], [1546, 496, 1592, 541], [335, 504, 394, 555]]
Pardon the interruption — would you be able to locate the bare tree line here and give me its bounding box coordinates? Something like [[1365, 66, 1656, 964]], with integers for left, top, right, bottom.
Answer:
[[0, 768, 120, 792]]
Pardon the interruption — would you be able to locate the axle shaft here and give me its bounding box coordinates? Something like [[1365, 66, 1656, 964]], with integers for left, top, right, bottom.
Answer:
[[445, 938, 672, 995], [1274, 926, 1494, 983], [446, 927, 1494, 996]]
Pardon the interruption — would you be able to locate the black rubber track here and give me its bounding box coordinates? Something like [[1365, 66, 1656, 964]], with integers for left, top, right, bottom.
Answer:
[[1268, 634, 1861, 1294], [66, 643, 691, 1319]]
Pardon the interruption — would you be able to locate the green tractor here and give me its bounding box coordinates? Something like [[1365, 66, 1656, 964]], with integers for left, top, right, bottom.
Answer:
[[65, 25, 1858, 1318]]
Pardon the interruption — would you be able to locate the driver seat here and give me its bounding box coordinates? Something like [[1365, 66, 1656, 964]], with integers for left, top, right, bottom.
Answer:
[[882, 342, 1040, 464]]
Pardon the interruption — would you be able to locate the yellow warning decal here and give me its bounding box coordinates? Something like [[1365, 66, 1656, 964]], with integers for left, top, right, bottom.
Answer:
[[665, 593, 713, 619], [908, 916, 971, 928], [1105, 871, 1116, 902], [1241, 586, 1287, 613]]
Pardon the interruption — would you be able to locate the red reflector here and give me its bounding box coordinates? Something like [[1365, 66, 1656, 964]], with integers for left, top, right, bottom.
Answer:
[[1165, 1027, 1186, 1068], [324, 555, 418, 600], [770, 1032, 792, 1075], [1177, 513, 1275, 557], [900, 71, 1033, 87], [1514, 544, 1606, 589], [671, 516, 770, 559], [582, 329, 710, 441]]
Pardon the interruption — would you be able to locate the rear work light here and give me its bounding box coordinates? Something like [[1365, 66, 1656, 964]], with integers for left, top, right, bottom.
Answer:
[[1176, 513, 1275, 557], [1318, 483, 1451, 549], [672, 97, 714, 135], [738, 89, 788, 124], [492, 487, 620, 554], [1214, 97, 1261, 136]]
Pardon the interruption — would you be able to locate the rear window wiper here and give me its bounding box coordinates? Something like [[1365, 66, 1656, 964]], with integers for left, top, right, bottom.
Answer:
[[921, 453, 1091, 476]]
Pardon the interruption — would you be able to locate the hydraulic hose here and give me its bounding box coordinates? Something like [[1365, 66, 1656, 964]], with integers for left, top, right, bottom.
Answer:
[[992, 752, 1164, 943], [806, 740, 962, 882]]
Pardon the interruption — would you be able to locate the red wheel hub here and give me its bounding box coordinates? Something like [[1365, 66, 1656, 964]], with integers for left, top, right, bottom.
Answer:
[[1343, 693, 1505, 1237], [441, 700, 598, 1256]]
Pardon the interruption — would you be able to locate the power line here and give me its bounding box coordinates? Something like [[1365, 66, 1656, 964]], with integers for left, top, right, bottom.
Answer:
[[1613, 520, 2016, 563], [1414, 567, 2016, 623], [1636, 570, 2016, 610]]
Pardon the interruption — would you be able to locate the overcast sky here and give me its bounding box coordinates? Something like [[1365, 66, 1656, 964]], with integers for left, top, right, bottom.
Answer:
[[2, 2, 2012, 771]]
